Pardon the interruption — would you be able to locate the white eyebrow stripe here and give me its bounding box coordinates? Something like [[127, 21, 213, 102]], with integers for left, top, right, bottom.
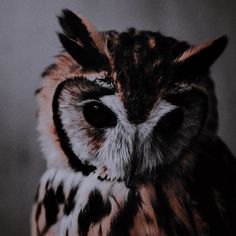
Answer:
[[138, 100, 177, 140], [93, 95, 177, 178], [100, 95, 177, 139], [147, 99, 177, 122], [100, 95, 135, 131], [100, 95, 176, 122]]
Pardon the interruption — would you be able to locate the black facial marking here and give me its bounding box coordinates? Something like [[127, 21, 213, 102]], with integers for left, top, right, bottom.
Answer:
[[35, 202, 42, 235], [64, 186, 78, 215], [35, 202, 42, 222], [62, 76, 116, 100], [78, 189, 111, 236], [53, 80, 96, 175], [83, 101, 117, 129]]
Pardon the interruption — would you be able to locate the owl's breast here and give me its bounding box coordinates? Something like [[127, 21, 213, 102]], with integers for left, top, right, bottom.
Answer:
[[31, 168, 167, 236]]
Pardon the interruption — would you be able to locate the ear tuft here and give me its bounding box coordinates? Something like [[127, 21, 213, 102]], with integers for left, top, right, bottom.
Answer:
[[57, 9, 110, 71], [58, 9, 95, 49], [175, 35, 228, 74], [57, 32, 91, 67]]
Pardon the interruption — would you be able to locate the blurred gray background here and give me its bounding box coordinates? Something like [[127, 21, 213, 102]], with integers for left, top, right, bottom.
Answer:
[[0, 0, 235, 235]]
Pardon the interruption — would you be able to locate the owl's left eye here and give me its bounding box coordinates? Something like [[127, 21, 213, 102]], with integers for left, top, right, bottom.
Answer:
[[83, 102, 117, 128]]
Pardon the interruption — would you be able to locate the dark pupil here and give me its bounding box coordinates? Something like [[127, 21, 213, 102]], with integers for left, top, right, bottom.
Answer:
[[156, 108, 184, 133], [83, 102, 117, 128]]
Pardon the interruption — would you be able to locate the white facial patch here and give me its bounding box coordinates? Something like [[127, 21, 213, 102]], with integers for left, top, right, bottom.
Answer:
[[94, 95, 136, 179], [137, 100, 177, 141], [59, 85, 177, 181], [91, 95, 177, 179]]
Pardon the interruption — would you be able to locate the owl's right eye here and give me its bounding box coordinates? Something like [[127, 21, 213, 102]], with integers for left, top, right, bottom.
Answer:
[[83, 102, 117, 128]]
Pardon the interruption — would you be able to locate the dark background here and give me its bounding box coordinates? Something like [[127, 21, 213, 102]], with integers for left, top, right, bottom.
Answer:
[[0, 0, 235, 235]]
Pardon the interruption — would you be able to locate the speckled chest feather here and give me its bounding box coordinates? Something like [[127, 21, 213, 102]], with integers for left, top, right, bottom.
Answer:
[[32, 9, 236, 236]]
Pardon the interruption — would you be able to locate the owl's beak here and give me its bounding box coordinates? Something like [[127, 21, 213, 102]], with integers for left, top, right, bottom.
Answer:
[[125, 132, 142, 188], [125, 164, 138, 188], [124, 132, 158, 188]]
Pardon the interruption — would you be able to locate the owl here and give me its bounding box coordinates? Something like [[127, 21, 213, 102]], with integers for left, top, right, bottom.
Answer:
[[32, 9, 236, 236]]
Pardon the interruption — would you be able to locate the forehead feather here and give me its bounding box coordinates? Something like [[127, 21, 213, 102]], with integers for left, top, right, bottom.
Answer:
[[105, 30, 190, 123]]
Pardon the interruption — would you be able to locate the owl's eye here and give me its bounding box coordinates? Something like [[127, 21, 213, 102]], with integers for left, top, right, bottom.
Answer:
[[83, 102, 117, 128], [156, 108, 184, 133]]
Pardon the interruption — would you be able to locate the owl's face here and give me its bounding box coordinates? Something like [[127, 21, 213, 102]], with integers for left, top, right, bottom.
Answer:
[[48, 10, 227, 186]]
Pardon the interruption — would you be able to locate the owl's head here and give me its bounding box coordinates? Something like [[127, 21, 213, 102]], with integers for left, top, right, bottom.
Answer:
[[38, 10, 227, 187]]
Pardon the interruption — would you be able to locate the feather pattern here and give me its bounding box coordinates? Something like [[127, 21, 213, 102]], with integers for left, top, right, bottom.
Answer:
[[32, 9, 236, 236]]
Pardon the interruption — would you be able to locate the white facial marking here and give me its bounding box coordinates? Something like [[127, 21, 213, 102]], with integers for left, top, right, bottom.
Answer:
[[59, 86, 177, 181], [92, 95, 177, 179], [138, 99, 177, 141]]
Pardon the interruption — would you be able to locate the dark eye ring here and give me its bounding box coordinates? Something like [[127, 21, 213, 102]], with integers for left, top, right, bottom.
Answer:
[[83, 101, 117, 128]]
